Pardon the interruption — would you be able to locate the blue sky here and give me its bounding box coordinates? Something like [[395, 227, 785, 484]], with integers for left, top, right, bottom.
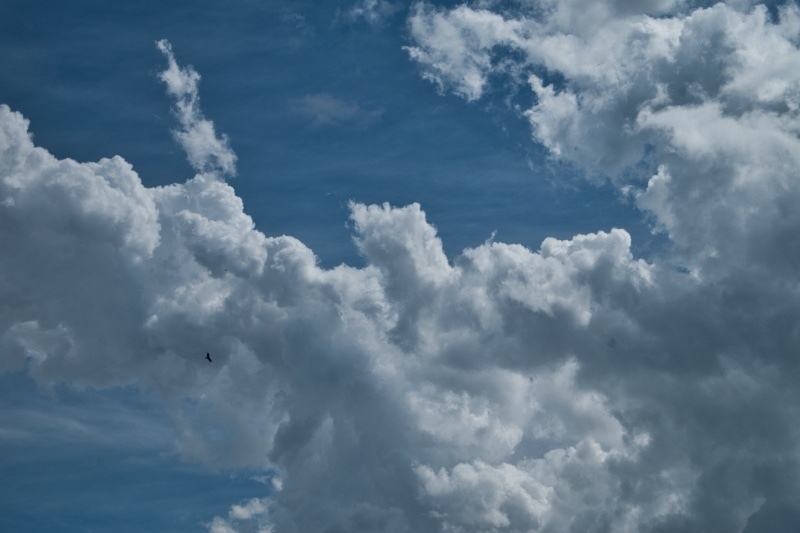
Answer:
[[0, 0, 654, 267], [3, 1, 800, 532]]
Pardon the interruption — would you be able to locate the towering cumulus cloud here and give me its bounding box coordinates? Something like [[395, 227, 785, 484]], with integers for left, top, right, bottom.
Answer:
[[405, 1, 800, 531], [2, 3, 800, 528]]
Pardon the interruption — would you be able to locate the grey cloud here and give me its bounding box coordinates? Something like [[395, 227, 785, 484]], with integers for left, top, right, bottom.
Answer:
[[5, 17, 800, 532], [402, 1, 800, 531], [0, 94, 660, 527]]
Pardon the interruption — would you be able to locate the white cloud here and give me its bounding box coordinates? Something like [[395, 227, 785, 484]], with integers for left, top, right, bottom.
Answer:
[[4, 20, 800, 531], [156, 40, 237, 176], [346, 0, 402, 26], [209, 496, 273, 532], [406, 5, 529, 101], [404, 1, 800, 530], [407, 2, 800, 276]]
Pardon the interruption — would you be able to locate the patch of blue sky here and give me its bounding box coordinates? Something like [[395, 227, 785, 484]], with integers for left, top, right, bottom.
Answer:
[[0, 0, 656, 268], [0, 373, 277, 531]]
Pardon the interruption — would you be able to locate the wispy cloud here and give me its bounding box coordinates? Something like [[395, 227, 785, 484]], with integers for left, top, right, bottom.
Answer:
[[289, 93, 383, 128], [345, 0, 403, 26], [156, 40, 236, 177]]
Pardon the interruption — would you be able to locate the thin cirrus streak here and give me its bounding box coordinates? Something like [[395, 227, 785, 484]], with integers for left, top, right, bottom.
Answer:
[[2, 1, 800, 529]]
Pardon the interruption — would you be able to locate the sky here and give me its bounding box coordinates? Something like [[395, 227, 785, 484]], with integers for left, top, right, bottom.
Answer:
[[2, 0, 800, 531]]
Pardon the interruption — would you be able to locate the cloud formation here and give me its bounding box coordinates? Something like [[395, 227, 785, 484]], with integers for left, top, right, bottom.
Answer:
[[407, 1, 800, 277], [3, 11, 800, 531], [156, 40, 237, 176], [289, 93, 383, 128], [345, 0, 402, 26], [404, 1, 800, 530]]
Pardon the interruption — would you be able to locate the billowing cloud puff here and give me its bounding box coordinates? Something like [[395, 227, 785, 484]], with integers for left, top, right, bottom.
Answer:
[[407, 1, 800, 278], [4, 17, 800, 532], [405, 0, 800, 530]]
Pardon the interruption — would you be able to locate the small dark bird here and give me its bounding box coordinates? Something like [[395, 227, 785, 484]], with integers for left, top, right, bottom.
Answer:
[[205, 352, 212, 363]]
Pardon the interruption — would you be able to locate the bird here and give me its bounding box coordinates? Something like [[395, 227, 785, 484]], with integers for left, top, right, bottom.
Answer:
[[205, 352, 212, 363]]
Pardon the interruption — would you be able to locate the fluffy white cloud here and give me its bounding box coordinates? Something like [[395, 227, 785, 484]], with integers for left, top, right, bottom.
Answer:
[[0, 90, 658, 527], [156, 40, 237, 176], [405, 1, 800, 530], [406, 5, 528, 101], [209, 496, 274, 533], [4, 19, 800, 532], [407, 1, 800, 278]]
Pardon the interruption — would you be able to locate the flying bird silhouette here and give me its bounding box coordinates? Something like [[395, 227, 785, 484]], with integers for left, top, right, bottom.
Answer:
[[205, 352, 212, 363]]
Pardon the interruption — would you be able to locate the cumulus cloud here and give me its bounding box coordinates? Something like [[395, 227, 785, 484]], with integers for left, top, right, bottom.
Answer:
[[404, 0, 800, 530], [4, 15, 800, 532], [407, 1, 800, 276], [208, 496, 273, 533]]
